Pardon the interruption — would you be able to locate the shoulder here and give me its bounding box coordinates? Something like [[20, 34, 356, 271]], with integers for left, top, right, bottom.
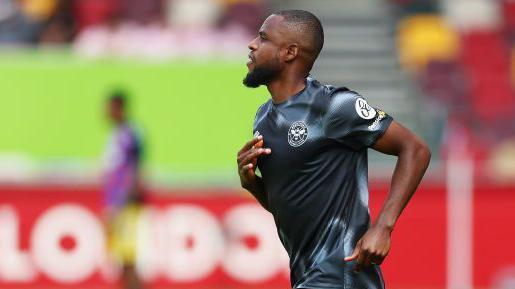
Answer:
[[328, 87, 360, 105], [308, 76, 356, 106], [126, 123, 141, 138], [322, 87, 382, 129], [322, 86, 364, 118], [120, 123, 143, 146], [253, 100, 272, 125]]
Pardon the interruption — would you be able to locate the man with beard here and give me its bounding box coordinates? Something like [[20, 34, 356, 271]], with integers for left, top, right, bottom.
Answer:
[[237, 10, 431, 289]]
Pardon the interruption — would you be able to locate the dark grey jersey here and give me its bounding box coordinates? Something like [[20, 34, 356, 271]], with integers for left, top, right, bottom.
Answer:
[[253, 77, 393, 289]]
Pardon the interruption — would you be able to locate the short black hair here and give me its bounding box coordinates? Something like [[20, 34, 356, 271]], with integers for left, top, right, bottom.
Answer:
[[109, 89, 128, 107], [277, 10, 324, 61]]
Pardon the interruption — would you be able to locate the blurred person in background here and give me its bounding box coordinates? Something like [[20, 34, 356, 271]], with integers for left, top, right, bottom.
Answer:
[[38, 0, 75, 44], [237, 10, 431, 289], [1, 0, 266, 54], [103, 90, 145, 289], [0, 0, 54, 44], [73, 0, 265, 58], [0, 0, 75, 44]]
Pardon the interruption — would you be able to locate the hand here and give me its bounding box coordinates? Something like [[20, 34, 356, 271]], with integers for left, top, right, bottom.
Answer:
[[237, 135, 271, 189], [344, 224, 392, 272]]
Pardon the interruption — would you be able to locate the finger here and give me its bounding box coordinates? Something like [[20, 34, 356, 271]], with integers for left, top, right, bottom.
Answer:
[[241, 148, 271, 166], [344, 241, 361, 261], [238, 151, 255, 170], [371, 254, 385, 266], [237, 147, 255, 164], [238, 140, 267, 162], [238, 148, 258, 167], [242, 163, 254, 171], [354, 248, 370, 272], [239, 136, 263, 154], [242, 148, 272, 165], [241, 149, 268, 167], [253, 140, 264, 149], [241, 163, 256, 177], [362, 251, 373, 268], [355, 249, 369, 272], [344, 249, 359, 261], [237, 150, 248, 164]]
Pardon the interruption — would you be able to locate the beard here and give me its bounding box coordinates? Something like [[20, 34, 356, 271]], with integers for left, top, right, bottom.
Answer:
[[243, 59, 281, 88]]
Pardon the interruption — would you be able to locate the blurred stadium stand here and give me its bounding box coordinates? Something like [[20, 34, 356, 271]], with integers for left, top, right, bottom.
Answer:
[[1, 0, 514, 183], [394, 0, 515, 182]]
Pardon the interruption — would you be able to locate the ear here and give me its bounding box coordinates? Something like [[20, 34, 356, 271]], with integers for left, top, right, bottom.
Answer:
[[284, 43, 299, 62]]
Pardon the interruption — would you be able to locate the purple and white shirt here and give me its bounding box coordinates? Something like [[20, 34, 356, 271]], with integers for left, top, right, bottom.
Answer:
[[103, 123, 142, 209]]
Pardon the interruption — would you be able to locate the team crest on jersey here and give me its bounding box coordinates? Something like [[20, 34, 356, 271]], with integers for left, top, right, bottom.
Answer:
[[288, 121, 308, 147], [355, 97, 377, 120]]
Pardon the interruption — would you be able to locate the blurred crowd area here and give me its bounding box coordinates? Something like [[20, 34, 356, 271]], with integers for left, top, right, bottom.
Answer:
[[393, 0, 515, 182], [0, 0, 266, 58], [1, 0, 515, 182]]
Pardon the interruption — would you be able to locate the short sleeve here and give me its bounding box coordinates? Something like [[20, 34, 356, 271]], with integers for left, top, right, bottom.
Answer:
[[323, 90, 393, 150], [252, 101, 270, 132]]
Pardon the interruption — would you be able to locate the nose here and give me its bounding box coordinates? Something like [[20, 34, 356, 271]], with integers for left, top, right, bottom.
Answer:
[[248, 37, 258, 51]]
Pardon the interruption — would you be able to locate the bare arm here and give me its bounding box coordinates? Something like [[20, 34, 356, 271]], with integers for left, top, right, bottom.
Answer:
[[372, 121, 431, 230], [237, 136, 271, 211], [242, 175, 268, 210], [345, 121, 431, 270]]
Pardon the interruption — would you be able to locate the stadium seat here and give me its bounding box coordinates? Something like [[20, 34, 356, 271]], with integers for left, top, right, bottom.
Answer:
[[397, 14, 460, 71], [468, 74, 514, 122], [502, 0, 515, 32], [460, 31, 510, 71], [72, 0, 118, 31], [422, 61, 468, 106], [458, 30, 514, 124], [20, 0, 59, 21], [441, 0, 501, 32]]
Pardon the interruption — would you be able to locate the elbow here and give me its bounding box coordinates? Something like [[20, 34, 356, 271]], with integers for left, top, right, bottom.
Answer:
[[400, 136, 431, 167], [412, 138, 432, 168]]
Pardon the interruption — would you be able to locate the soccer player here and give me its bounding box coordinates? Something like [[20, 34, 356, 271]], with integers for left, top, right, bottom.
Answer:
[[103, 91, 144, 289], [237, 10, 431, 289]]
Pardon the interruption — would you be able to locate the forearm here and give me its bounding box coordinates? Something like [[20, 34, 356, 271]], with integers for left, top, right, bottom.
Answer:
[[374, 142, 431, 230], [242, 176, 269, 211]]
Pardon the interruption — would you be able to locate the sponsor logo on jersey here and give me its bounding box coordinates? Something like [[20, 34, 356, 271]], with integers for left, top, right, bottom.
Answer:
[[368, 110, 386, 130], [288, 121, 308, 147], [355, 97, 377, 120]]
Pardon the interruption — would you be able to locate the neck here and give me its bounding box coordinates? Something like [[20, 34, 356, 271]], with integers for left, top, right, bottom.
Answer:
[[266, 72, 307, 104]]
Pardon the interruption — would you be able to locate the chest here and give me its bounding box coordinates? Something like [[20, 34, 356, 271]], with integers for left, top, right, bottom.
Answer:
[[254, 107, 327, 173]]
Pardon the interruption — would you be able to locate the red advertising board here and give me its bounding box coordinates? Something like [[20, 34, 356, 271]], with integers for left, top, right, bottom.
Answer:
[[0, 184, 514, 289]]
